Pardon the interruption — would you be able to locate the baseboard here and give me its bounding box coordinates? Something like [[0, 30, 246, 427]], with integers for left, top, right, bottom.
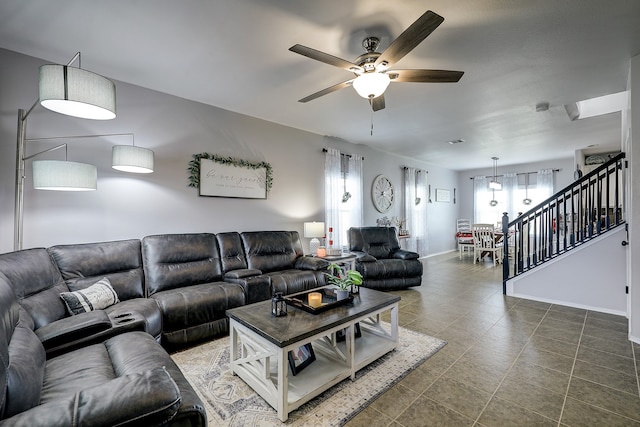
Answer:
[[508, 291, 628, 317]]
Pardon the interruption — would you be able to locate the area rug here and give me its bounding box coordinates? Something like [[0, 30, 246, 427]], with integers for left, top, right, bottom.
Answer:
[[171, 325, 445, 426]]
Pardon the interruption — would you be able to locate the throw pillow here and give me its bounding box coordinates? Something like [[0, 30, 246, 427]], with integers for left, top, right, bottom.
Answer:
[[60, 277, 120, 315]]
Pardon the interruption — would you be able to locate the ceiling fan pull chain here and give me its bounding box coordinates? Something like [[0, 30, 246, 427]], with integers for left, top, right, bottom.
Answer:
[[370, 104, 374, 136]]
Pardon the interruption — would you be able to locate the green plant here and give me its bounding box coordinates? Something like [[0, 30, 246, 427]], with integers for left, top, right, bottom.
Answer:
[[325, 263, 363, 290]]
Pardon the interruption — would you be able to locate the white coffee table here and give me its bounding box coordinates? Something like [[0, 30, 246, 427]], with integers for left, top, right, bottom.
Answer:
[[226, 286, 399, 421]]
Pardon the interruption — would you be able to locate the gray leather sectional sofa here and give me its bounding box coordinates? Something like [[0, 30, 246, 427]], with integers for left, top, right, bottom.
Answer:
[[0, 230, 329, 426]]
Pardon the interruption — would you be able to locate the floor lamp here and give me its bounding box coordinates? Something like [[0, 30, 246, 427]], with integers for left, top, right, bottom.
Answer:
[[14, 52, 116, 251]]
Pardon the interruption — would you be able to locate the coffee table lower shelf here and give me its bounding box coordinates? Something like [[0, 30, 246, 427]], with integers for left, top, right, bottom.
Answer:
[[229, 304, 398, 422]]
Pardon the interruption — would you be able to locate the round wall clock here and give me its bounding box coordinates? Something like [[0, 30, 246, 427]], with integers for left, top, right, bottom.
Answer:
[[372, 174, 394, 213]]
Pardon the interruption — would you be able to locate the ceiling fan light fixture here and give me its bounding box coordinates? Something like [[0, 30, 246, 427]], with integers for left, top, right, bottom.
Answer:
[[352, 72, 390, 99]]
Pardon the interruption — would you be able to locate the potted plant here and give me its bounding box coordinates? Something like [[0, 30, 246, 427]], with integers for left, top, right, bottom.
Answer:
[[325, 263, 363, 300]]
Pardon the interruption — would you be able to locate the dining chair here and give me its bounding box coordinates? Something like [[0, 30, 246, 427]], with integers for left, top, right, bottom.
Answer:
[[456, 219, 474, 259], [472, 223, 504, 266]]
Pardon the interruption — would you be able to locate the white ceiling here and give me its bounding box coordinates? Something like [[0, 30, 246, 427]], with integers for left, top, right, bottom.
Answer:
[[1, 0, 639, 171]]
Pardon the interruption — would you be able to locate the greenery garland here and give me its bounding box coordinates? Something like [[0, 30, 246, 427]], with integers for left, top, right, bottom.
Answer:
[[188, 153, 273, 193]]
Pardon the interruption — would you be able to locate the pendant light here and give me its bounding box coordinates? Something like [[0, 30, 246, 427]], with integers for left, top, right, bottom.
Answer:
[[489, 189, 498, 206], [489, 157, 502, 190]]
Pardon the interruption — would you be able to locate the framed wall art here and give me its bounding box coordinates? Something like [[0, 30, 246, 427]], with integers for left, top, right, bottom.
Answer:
[[436, 188, 451, 203], [188, 153, 273, 199]]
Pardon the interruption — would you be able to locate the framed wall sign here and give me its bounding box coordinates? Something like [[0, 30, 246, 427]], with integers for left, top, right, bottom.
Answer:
[[188, 153, 273, 198], [435, 188, 451, 203], [199, 158, 267, 198]]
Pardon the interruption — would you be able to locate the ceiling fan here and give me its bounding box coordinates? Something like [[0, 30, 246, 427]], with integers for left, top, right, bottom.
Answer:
[[289, 9, 464, 112]]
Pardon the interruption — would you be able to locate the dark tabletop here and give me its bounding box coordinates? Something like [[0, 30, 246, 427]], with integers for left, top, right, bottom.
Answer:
[[226, 286, 401, 347]]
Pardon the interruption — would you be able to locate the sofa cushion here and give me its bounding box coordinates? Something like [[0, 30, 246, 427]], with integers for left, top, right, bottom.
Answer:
[[150, 282, 245, 336], [142, 233, 223, 295], [216, 232, 249, 273], [5, 323, 46, 418], [348, 227, 400, 259], [0, 275, 47, 419], [59, 278, 119, 315], [48, 239, 145, 301], [0, 248, 68, 330], [357, 258, 423, 279], [267, 270, 326, 295], [241, 231, 304, 273]]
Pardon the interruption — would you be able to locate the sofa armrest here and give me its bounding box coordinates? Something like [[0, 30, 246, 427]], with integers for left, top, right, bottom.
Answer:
[[224, 268, 262, 279], [0, 367, 181, 427], [294, 256, 330, 270], [224, 274, 271, 304], [352, 251, 377, 262], [35, 310, 112, 349], [391, 249, 420, 260]]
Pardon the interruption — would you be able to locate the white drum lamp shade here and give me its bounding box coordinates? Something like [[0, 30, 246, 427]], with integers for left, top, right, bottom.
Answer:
[[39, 64, 116, 120], [304, 221, 325, 256], [112, 145, 154, 173], [32, 160, 97, 191], [352, 73, 391, 99]]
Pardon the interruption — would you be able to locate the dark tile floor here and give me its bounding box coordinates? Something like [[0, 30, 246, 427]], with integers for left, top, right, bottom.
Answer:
[[346, 251, 640, 426]]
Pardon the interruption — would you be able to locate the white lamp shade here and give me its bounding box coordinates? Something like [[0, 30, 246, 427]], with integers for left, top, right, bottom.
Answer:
[[304, 222, 325, 238], [32, 160, 97, 191], [352, 73, 391, 99], [112, 145, 154, 173], [489, 180, 502, 190], [39, 64, 116, 120]]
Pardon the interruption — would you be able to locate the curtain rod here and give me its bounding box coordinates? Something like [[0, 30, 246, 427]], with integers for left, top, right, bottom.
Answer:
[[469, 168, 560, 180], [322, 148, 364, 160], [402, 166, 428, 173]]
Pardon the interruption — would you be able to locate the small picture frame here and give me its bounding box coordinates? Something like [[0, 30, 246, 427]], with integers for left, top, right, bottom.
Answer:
[[336, 322, 362, 342], [436, 188, 451, 203], [288, 343, 316, 376]]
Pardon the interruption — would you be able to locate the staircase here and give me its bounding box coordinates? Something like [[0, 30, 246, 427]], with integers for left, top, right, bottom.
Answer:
[[501, 152, 626, 295]]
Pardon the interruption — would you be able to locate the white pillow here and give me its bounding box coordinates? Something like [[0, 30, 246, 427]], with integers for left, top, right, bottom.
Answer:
[[60, 277, 120, 315]]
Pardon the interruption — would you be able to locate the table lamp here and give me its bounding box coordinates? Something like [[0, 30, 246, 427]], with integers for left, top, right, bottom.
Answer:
[[303, 221, 325, 256]]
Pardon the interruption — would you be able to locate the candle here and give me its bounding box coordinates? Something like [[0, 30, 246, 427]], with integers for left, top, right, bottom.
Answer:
[[316, 246, 326, 257], [308, 292, 323, 308]]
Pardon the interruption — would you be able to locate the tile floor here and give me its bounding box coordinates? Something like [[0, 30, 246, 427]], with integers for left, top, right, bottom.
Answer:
[[346, 251, 640, 426]]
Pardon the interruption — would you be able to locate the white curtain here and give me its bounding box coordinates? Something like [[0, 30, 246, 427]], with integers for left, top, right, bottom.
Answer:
[[324, 148, 363, 250], [414, 170, 428, 255], [537, 168, 554, 200], [403, 167, 416, 251], [404, 167, 417, 251], [502, 172, 518, 221], [403, 168, 428, 256], [473, 175, 489, 223], [344, 154, 364, 245]]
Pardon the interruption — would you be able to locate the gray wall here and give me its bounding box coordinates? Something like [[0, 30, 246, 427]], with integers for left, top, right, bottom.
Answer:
[[0, 48, 459, 255]]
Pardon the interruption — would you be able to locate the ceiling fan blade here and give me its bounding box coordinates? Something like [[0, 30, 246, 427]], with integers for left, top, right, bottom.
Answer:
[[289, 44, 363, 73], [375, 10, 444, 69], [390, 69, 464, 83], [298, 79, 354, 103], [370, 94, 386, 111]]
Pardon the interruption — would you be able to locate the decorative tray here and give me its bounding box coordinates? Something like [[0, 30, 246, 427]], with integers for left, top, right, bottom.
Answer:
[[284, 287, 354, 314]]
